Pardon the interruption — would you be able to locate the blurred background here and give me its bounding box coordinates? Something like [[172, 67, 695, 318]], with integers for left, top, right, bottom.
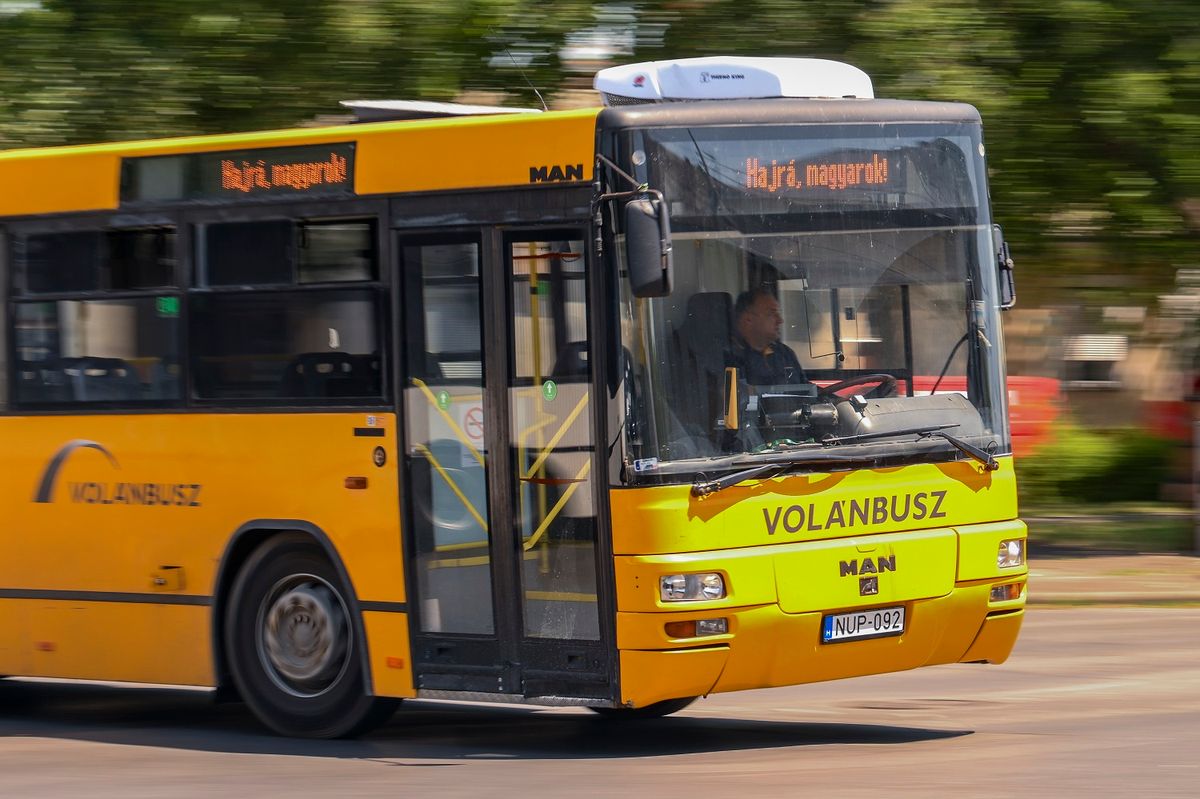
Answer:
[[3, 0, 1198, 551]]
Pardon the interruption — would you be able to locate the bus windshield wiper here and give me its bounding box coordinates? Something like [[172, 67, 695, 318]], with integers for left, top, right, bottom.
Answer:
[[690, 452, 870, 498], [692, 462, 787, 498], [821, 423, 998, 471], [918, 429, 999, 471]]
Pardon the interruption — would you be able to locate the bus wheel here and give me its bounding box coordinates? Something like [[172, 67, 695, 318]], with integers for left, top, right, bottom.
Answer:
[[588, 697, 697, 719], [224, 534, 398, 738]]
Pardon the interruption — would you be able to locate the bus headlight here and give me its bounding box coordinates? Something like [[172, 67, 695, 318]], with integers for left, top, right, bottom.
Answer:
[[660, 573, 726, 602], [997, 539, 1024, 568]]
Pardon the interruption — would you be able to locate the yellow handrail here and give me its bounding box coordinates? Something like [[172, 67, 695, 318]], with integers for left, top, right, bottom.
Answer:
[[410, 377, 485, 466], [522, 391, 590, 478], [522, 458, 591, 551]]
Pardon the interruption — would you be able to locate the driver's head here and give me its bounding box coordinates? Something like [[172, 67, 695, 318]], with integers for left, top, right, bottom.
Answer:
[[734, 287, 783, 352]]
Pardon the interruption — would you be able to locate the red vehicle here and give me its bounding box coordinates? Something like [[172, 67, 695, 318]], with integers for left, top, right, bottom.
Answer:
[[905, 376, 1061, 456]]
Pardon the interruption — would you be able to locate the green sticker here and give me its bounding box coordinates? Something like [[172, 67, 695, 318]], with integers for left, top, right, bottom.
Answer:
[[436, 390, 451, 410], [156, 296, 180, 317], [542, 380, 558, 401]]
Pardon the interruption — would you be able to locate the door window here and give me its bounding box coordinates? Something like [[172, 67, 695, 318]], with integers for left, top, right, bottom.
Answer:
[[507, 236, 599, 640], [401, 240, 493, 635]]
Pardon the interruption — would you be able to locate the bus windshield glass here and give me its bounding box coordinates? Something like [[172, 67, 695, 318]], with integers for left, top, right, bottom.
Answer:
[[612, 122, 1010, 481]]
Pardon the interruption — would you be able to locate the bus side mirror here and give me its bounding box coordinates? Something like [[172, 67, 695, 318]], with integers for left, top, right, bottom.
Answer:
[[993, 224, 1016, 310], [625, 195, 673, 297]]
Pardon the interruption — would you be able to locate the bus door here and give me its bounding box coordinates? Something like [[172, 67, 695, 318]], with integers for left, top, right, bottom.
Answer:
[[398, 228, 610, 700]]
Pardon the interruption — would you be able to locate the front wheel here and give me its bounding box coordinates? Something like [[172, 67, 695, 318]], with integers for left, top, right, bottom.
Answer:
[[588, 696, 698, 719], [224, 534, 397, 738]]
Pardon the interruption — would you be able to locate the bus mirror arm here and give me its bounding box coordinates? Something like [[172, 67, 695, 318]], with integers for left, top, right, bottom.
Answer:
[[993, 224, 1016, 310], [594, 154, 674, 298]]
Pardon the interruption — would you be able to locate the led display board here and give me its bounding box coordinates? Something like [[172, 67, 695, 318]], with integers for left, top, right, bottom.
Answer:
[[120, 143, 355, 204], [743, 153, 891, 193]]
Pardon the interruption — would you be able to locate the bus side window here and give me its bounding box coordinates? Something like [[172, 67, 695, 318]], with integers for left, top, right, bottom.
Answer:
[[189, 290, 384, 402], [191, 216, 385, 404], [12, 223, 182, 408], [13, 301, 180, 405], [203, 220, 293, 287]]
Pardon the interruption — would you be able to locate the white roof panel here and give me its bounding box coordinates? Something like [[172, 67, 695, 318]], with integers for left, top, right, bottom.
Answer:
[[340, 100, 542, 122], [594, 57, 874, 104]]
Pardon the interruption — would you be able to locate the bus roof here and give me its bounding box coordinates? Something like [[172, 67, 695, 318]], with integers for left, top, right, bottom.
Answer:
[[340, 99, 544, 122], [596, 98, 983, 131], [0, 92, 985, 220], [0, 107, 601, 218]]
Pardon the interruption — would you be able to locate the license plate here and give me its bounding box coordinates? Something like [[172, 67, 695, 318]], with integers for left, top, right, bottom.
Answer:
[[822, 606, 905, 643]]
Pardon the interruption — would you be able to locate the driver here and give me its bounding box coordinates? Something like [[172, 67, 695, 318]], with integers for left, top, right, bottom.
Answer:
[[727, 286, 806, 386]]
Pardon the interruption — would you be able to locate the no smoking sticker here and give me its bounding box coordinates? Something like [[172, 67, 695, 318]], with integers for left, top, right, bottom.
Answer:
[[464, 406, 484, 441]]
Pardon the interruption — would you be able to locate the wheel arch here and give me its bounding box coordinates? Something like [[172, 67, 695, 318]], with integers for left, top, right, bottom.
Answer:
[[211, 520, 375, 699]]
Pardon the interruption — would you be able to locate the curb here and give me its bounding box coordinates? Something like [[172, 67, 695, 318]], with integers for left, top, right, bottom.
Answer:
[[1026, 514, 1195, 523], [1029, 592, 1200, 606]]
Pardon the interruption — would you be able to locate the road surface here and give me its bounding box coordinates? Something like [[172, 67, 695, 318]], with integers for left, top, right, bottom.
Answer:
[[1, 606, 1197, 797]]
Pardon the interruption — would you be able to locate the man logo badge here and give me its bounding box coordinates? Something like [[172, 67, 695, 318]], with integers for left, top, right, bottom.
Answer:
[[859, 576, 879, 596]]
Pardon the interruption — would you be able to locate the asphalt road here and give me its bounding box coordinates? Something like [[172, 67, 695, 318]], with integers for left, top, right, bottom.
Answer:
[[1, 607, 1197, 798]]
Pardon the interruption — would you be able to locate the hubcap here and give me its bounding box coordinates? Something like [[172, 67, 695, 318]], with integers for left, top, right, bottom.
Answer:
[[258, 575, 350, 698]]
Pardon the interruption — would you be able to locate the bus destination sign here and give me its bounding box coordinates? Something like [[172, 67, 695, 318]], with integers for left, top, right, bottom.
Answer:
[[744, 152, 893, 194], [120, 143, 356, 205]]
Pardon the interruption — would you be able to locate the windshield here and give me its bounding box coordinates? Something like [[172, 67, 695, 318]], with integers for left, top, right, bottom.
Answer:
[[609, 122, 1010, 482]]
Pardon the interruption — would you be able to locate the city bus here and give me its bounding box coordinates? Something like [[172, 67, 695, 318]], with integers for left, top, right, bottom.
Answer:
[[0, 57, 1027, 737]]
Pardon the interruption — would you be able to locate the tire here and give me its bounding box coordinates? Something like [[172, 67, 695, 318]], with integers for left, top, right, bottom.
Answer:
[[224, 533, 398, 738], [588, 696, 697, 719]]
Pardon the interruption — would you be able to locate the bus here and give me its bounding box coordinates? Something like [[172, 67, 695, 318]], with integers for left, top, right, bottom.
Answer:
[[0, 57, 1026, 737]]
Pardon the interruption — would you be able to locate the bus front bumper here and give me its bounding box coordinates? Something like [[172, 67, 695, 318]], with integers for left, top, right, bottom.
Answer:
[[616, 579, 1026, 709]]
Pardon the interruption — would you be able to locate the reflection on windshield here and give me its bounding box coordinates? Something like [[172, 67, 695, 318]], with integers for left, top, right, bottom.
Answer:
[[614, 125, 1010, 481]]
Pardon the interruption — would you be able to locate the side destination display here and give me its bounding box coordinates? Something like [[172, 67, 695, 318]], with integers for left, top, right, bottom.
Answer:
[[120, 143, 355, 204]]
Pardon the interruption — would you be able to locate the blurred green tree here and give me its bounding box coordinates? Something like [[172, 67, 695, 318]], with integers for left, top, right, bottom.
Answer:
[[2, 0, 1197, 273], [0, 0, 591, 146], [633, 0, 1200, 265]]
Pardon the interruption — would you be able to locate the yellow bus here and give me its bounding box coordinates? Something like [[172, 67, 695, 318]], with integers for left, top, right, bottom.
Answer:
[[0, 57, 1026, 737]]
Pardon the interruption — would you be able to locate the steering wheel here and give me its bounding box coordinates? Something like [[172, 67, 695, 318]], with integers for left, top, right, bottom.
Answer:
[[818, 373, 898, 400]]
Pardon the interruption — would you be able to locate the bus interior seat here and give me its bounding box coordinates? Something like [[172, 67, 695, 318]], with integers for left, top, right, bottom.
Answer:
[[670, 292, 732, 441], [281, 352, 379, 398], [57, 357, 144, 401], [422, 354, 444, 380], [15, 361, 69, 403], [354, 353, 383, 389], [147, 359, 182, 400], [552, 340, 590, 378]]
